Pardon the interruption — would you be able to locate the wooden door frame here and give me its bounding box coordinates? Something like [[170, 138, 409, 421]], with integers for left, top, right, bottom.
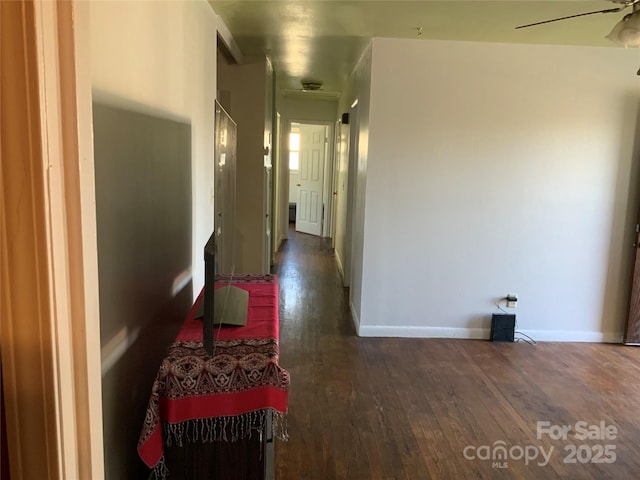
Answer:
[[625, 221, 640, 344], [0, 1, 104, 478]]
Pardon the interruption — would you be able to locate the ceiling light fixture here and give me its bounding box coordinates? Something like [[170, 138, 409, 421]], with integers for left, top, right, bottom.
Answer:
[[607, 8, 640, 46], [301, 80, 323, 91]]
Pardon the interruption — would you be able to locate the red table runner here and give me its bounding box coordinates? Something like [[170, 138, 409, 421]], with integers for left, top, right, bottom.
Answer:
[[137, 274, 289, 478]]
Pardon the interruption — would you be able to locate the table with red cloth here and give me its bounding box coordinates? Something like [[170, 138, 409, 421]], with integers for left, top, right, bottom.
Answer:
[[137, 274, 289, 479]]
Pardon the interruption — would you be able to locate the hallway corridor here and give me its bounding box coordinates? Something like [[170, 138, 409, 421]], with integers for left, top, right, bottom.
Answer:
[[272, 228, 372, 478], [271, 229, 640, 480]]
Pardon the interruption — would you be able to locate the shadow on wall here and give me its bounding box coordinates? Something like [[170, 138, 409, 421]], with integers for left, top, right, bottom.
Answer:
[[92, 101, 193, 478], [101, 288, 191, 479]]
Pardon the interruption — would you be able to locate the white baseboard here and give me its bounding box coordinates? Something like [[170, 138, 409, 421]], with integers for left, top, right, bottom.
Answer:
[[516, 330, 623, 343], [359, 325, 488, 339], [357, 325, 624, 343]]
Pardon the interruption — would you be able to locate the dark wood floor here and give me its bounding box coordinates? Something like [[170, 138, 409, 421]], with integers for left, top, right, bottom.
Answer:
[[272, 227, 640, 480]]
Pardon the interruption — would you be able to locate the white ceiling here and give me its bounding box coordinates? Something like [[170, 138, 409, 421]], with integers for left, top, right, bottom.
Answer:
[[209, 1, 640, 94]]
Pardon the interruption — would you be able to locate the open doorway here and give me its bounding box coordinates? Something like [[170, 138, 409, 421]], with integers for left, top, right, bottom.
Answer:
[[288, 122, 331, 237]]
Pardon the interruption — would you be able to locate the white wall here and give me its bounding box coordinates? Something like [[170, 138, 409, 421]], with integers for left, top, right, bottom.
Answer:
[[281, 95, 339, 122], [333, 119, 350, 280], [90, 0, 217, 296], [217, 57, 268, 273], [88, 2, 217, 477], [355, 37, 640, 342], [337, 44, 373, 327], [265, 59, 275, 271]]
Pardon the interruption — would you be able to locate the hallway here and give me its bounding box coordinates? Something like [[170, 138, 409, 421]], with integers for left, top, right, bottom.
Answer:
[[272, 229, 640, 480], [273, 228, 371, 478]]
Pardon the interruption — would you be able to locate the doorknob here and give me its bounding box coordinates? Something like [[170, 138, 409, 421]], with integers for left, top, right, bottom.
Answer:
[[296, 183, 301, 187]]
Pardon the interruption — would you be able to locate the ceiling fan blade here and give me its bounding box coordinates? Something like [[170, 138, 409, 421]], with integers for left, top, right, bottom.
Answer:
[[515, 6, 627, 29]]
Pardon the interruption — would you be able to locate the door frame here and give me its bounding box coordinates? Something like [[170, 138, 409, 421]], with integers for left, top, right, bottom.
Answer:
[[1, 1, 104, 478], [263, 58, 276, 272], [343, 103, 359, 287], [263, 162, 273, 272], [330, 118, 340, 249], [625, 220, 640, 344], [272, 112, 281, 260], [286, 119, 335, 238]]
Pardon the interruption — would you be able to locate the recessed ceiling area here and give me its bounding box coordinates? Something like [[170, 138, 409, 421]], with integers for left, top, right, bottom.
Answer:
[[210, 1, 640, 94]]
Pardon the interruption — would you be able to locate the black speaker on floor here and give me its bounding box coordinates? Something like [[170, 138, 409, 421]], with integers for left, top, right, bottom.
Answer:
[[490, 314, 515, 342]]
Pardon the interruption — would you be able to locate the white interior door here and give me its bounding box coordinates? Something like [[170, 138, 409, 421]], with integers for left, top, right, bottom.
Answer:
[[295, 124, 326, 236]]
